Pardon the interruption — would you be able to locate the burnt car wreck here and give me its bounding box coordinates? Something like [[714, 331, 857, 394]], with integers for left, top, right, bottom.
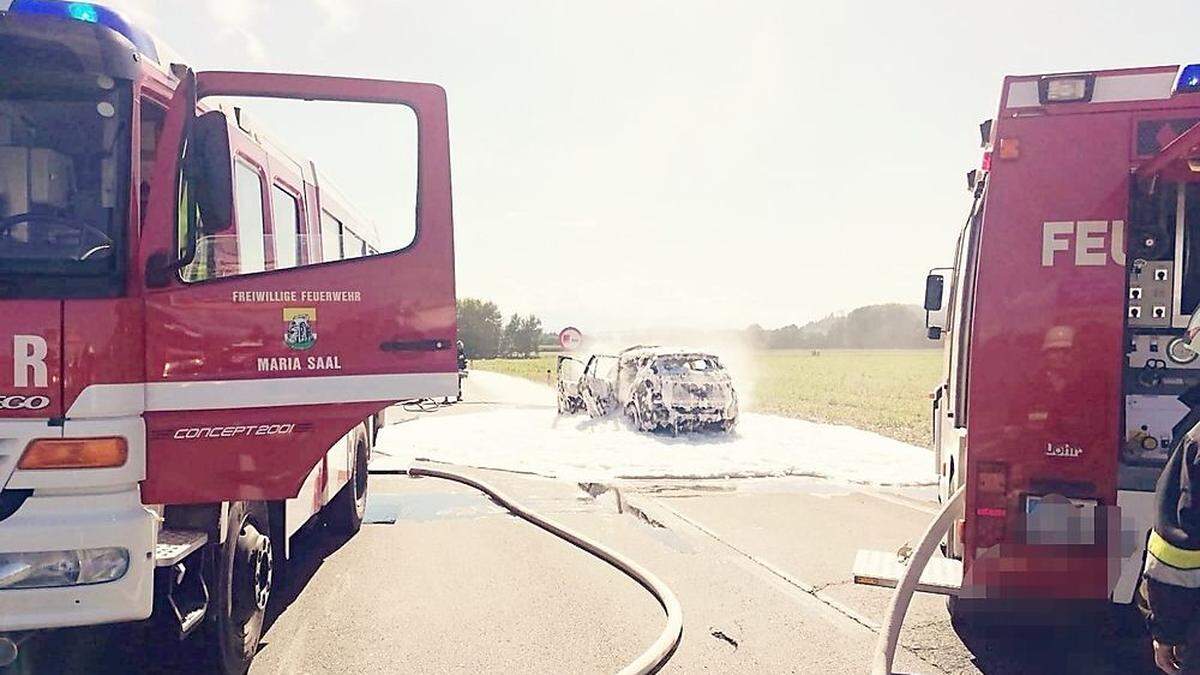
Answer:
[[558, 346, 739, 433]]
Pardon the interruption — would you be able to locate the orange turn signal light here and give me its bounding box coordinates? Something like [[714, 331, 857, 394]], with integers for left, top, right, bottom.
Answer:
[[18, 437, 128, 470]]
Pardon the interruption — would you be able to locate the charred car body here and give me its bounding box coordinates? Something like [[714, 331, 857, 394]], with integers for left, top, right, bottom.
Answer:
[[560, 347, 738, 433]]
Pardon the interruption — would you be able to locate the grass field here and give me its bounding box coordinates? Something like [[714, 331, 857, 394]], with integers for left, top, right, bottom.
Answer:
[[473, 349, 942, 447]]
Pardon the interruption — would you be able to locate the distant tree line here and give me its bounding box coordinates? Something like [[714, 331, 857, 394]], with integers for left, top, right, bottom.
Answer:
[[457, 298, 551, 359], [746, 304, 934, 350]]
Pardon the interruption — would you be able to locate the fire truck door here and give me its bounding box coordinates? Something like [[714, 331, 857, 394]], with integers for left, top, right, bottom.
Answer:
[[133, 71, 456, 504]]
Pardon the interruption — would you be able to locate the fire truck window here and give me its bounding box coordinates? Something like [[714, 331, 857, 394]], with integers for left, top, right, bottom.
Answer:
[[0, 70, 131, 276], [270, 185, 301, 270], [206, 97, 417, 255], [343, 229, 364, 259], [320, 209, 342, 261], [234, 161, 266, 275]]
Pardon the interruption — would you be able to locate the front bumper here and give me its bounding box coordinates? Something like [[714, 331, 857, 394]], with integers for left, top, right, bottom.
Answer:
[[0, 488, 156, 631]]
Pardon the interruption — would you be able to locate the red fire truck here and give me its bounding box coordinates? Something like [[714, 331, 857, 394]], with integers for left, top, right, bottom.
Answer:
[[918, 63, 1200, 622], [0, 1, 457, 671]]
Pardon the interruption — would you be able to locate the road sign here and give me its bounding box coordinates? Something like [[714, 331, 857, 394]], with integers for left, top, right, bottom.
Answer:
[[559, 327, 583, 350]]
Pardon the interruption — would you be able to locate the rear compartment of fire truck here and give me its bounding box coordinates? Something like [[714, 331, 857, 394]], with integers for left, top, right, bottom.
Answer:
[[1122, 180, 1200, 485]]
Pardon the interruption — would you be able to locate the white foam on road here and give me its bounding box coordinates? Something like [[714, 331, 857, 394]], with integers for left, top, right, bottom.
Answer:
[[375, 370, 936, 486], [460, 369, 556, 407]]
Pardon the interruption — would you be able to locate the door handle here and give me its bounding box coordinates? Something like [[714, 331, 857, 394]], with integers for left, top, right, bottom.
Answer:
[[379, 339, 452, 353]]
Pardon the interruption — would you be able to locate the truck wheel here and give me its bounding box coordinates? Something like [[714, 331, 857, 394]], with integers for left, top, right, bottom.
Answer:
[[202, 500, 273, 675], [946, 596, 989, 637], [328, 440, 368, 535]]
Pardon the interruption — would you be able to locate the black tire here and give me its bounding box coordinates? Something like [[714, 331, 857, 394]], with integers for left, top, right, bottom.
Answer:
[[328, 438, 368, 535], [201, 501, 273, 675], [946, 595, 979, 636]]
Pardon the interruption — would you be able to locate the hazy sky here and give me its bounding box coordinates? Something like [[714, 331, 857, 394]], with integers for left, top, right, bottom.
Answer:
[[85, 1, 1200, 331]]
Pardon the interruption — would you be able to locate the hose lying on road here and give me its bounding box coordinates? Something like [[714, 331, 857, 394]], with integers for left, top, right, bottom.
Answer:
[[871, 485, 965, 675], [401, 398, 448, 413], [407, 463, 684, 675]]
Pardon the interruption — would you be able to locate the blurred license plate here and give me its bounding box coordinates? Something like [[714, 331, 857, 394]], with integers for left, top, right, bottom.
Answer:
[[1025, 495, 1097, 545]]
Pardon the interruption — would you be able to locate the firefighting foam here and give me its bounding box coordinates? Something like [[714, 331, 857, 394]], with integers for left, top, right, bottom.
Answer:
[[374, 371, 935, 486]]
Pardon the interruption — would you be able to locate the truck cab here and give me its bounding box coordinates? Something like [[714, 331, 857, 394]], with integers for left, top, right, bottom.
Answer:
[[0, 2, 458, 670]]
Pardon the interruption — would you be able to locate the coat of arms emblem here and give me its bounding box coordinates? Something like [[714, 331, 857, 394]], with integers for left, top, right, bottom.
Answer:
[[283, 307, 317, 351]]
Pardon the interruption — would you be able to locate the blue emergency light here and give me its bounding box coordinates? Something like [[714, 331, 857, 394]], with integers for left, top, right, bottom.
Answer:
[[1177, 64, 1200, 94], [7, 0, 159, 62], [66, 2, 97, 22]]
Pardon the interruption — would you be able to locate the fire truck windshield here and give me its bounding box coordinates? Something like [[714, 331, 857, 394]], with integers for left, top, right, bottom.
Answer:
[[0, 68, 130, 290]]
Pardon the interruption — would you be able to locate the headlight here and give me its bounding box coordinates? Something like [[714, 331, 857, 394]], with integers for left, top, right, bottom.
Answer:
[[0, 548, 129, 589]]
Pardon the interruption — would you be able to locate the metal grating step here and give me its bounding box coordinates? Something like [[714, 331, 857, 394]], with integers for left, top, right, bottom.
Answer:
[[852, 549, 963, 596], [155, 529, 208, 567]]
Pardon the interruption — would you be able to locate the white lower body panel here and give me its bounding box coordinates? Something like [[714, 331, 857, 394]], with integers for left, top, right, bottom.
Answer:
[[0, 487, 157, 631], [0, 416, 155, 632]]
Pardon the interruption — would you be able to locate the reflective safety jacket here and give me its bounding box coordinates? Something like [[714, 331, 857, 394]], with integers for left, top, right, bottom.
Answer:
[[1141, 416, 1200, 645]]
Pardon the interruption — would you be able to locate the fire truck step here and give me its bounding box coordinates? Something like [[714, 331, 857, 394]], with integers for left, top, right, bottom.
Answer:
[[155, 529, 208, 567], [851, 549, 962, 596]]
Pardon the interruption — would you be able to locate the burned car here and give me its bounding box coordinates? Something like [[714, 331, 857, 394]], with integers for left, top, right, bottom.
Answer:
[[559, 347, 738, 433]]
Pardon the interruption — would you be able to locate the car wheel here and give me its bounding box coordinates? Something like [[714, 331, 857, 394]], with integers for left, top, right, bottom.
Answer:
[[626, 401, 643, 430]]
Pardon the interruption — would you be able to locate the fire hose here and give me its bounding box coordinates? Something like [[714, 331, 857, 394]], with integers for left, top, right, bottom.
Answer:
[[406, 464, 684, 675], [871, 485, 964, 675]]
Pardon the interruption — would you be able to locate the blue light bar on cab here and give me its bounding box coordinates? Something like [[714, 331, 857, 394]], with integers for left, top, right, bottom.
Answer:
[[1177, 64, 1200, 94], [7, 0, 159, 62], [67, 2, 97, 22]]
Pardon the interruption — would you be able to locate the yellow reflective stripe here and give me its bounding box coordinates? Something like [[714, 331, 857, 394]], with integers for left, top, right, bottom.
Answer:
[[1148, 530, 1200, 570]]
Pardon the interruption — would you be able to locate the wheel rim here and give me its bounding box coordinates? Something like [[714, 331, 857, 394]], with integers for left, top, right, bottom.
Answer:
[[232, 521, 272, 622]]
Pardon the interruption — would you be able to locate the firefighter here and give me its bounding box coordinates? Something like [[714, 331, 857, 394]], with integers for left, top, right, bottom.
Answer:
[[456, 340, 467, 402], [1140, 320, 1200, 673], [1140, 438, 1200, 673]]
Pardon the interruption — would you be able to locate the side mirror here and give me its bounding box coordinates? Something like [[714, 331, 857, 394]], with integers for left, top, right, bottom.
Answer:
[[187, 110, 234, 234], [924, 274, 945, 311], [924, 268, 952, 340]]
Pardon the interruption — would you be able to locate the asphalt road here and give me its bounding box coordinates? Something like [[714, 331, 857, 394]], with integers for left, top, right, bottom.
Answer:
[[5, 373, 1165, 674]]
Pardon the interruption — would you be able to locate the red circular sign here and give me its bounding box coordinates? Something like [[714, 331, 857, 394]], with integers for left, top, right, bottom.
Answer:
[[559, 327, 583, 350]]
